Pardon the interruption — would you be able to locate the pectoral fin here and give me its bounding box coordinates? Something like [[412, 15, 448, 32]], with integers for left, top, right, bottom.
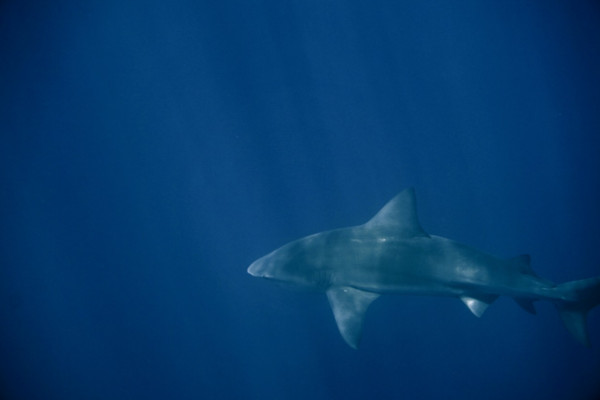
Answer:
[[460, 294, 498, 317], [326, 286, 380, 349]]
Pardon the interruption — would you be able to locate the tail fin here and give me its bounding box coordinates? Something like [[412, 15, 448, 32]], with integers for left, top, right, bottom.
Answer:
[[555, 277, 600, 346]]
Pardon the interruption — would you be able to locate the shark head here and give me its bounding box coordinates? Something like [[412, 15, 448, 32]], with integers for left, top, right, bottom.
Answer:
[[248, 234, 334, 290], [247, 249, 283, 280]]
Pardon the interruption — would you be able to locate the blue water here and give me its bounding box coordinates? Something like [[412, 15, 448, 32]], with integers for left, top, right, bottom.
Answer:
[[1, 1, 600, 399]]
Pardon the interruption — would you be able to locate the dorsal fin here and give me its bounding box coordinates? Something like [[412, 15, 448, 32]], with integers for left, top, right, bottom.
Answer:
[[508, 254, 556, 287], [364, 188, 429, 237], [508, 254, 535, 275]]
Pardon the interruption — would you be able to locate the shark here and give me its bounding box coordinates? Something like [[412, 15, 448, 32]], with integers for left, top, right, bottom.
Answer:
[[247, 188, 600, 349]]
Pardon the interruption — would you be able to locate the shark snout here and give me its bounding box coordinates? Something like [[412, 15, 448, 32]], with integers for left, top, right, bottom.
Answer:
[[247, 262, 258, 276], [247, 258, 265, 277], [248, 253, 280, 279]]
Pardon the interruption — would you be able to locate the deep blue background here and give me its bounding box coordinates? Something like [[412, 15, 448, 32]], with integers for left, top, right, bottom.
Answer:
[[1, 1, 600, 399]]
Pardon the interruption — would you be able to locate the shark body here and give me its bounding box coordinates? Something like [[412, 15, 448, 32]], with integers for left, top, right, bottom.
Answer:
[[248, 188, 600, 349]]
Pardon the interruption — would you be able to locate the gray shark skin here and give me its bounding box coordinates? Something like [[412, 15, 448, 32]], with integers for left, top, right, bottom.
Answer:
[[248, 188, 600, 349]]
